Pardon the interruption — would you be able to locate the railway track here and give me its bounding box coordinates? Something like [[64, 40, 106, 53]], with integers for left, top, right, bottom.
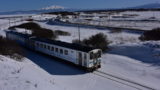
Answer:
[[93, 70, 155, 90], [50, 20, 146, 33]]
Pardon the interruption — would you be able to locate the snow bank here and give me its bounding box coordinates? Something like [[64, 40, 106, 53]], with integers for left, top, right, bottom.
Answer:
[[102, 42, 160, 89], [0, 55, 63, 90]]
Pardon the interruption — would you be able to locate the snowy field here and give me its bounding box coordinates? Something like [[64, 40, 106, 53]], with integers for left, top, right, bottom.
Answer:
[[37, 22, 140, 45], [0, 18, 28, 31], [0, 55, 63, 90], [0, 13, 160, 90], [37, 22, 160, 89], [68, 11, 160, 30]]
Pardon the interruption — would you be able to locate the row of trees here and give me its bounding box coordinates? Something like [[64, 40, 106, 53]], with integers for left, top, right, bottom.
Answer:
[[0, 36, 24, 60], [9, 22, 71, 40], [73, 33, 109, 52], [139, 28, 160, 41], [9, 22, 56, 39], [71, 28, 160, 52]]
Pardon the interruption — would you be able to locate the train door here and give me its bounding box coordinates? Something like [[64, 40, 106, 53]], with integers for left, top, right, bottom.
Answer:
[[78, 52, 83, 66], [84, 53, 87, 66], [28, 40, 35, 49]]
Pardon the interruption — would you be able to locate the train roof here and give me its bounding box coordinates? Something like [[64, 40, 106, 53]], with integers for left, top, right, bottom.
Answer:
[[32, 38, 95, 52], [6, 31, 31, 38], [6, 31, 96, 52]]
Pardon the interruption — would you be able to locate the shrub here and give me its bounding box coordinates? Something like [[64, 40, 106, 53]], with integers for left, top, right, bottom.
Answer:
[[8, 22, 57, 39], [73, 33, 109, 52], [55, 30, 71, 36], [139, 28, 160, 41], [32, 28, 57, 39], [9, 22, 41, 30], [110, 28, 122, 33], [0, 36, 24, 61]]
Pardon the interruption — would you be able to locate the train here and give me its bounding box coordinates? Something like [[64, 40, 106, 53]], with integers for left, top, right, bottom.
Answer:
[[6, 31, 102, 71]]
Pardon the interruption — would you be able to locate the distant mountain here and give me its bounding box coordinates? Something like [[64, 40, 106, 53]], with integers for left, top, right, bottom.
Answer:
[[41, 5, 65, 10], [129, 3, 160, 9], [0, 9, 78, 15], [1, 3, 160, 15], [0, 5, 81, 15]]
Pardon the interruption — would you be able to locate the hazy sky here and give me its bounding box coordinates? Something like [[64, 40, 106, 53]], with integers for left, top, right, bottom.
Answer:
[[0, 0, 159, 11]]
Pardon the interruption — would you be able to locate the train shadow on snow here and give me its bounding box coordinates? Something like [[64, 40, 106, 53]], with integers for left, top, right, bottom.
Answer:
[[25, 49, 87, 75]]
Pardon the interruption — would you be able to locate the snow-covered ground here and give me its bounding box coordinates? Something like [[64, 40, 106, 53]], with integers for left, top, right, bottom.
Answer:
[[0, 18, 28, 31], [68, 11, 160, 30], [37, 22, 140, 45], [102, 42, 160, 89], [0, 55, 63, 90], [37, 22, 160, 89], [0, 19, 10, 30], [31, 14, 57, 21], [0, 13, 160, 90], [25, 49, 143, 90]]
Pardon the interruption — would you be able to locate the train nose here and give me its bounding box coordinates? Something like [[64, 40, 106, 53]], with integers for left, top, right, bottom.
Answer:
[[94, 59, 101, 68]]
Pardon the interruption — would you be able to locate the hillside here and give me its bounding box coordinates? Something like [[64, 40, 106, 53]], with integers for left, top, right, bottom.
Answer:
[[129, 3, 160, 9]]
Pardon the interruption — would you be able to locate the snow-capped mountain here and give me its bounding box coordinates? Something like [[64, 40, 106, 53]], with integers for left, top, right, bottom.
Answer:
[[41, 5, 65, 10], [0, 5, 66, 15], [129, 3, 160, 9]]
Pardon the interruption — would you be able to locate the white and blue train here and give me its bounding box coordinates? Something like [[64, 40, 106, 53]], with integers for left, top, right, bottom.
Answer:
[[6, 31, 102, 71]]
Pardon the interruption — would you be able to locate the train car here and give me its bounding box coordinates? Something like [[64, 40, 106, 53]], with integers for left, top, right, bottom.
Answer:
[[6, 31, 102, 71], [6, 31, 30, 46]]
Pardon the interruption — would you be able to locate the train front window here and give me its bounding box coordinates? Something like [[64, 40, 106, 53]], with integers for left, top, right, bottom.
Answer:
[[97, 51, 101, 58], [90, 52, 94, 59], [90, 50, 101, 60]]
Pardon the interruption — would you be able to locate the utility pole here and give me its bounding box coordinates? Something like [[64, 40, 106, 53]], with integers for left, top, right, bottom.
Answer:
[[78, 24, 80, 43], [9, 18, 11, 27], [14, 18, 16, 26], [76, 12, 81, 44]]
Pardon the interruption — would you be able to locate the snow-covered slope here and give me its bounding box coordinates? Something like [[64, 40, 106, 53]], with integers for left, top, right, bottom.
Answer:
[[36, 22, 160, 89], [0, 55, 63, 90], [129, 3, 160, 9], [1, 15, 160, 90], [102, 42, 160, 89], [37, 22, 140, 44], [25, 49, 143, 90]]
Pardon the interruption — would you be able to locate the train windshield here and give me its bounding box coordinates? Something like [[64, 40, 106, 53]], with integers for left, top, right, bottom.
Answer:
[[90, 50, 101, 59]]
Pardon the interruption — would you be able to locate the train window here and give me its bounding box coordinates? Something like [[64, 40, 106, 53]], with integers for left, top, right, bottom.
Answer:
[[64, 50, 68, 55], [51, 47, 54, 51], [71, 51, 74, 53], [42, 44, 45, 48], [44, 45, 46, 49], [40, 44, 43, 48], [60, 49, 63, 54], [36, 43, 39, 47], [55, 48, 58, 52], [47, 46, 50, 50], [35, 43, 37, 46], [97, 51, 101, 58]]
